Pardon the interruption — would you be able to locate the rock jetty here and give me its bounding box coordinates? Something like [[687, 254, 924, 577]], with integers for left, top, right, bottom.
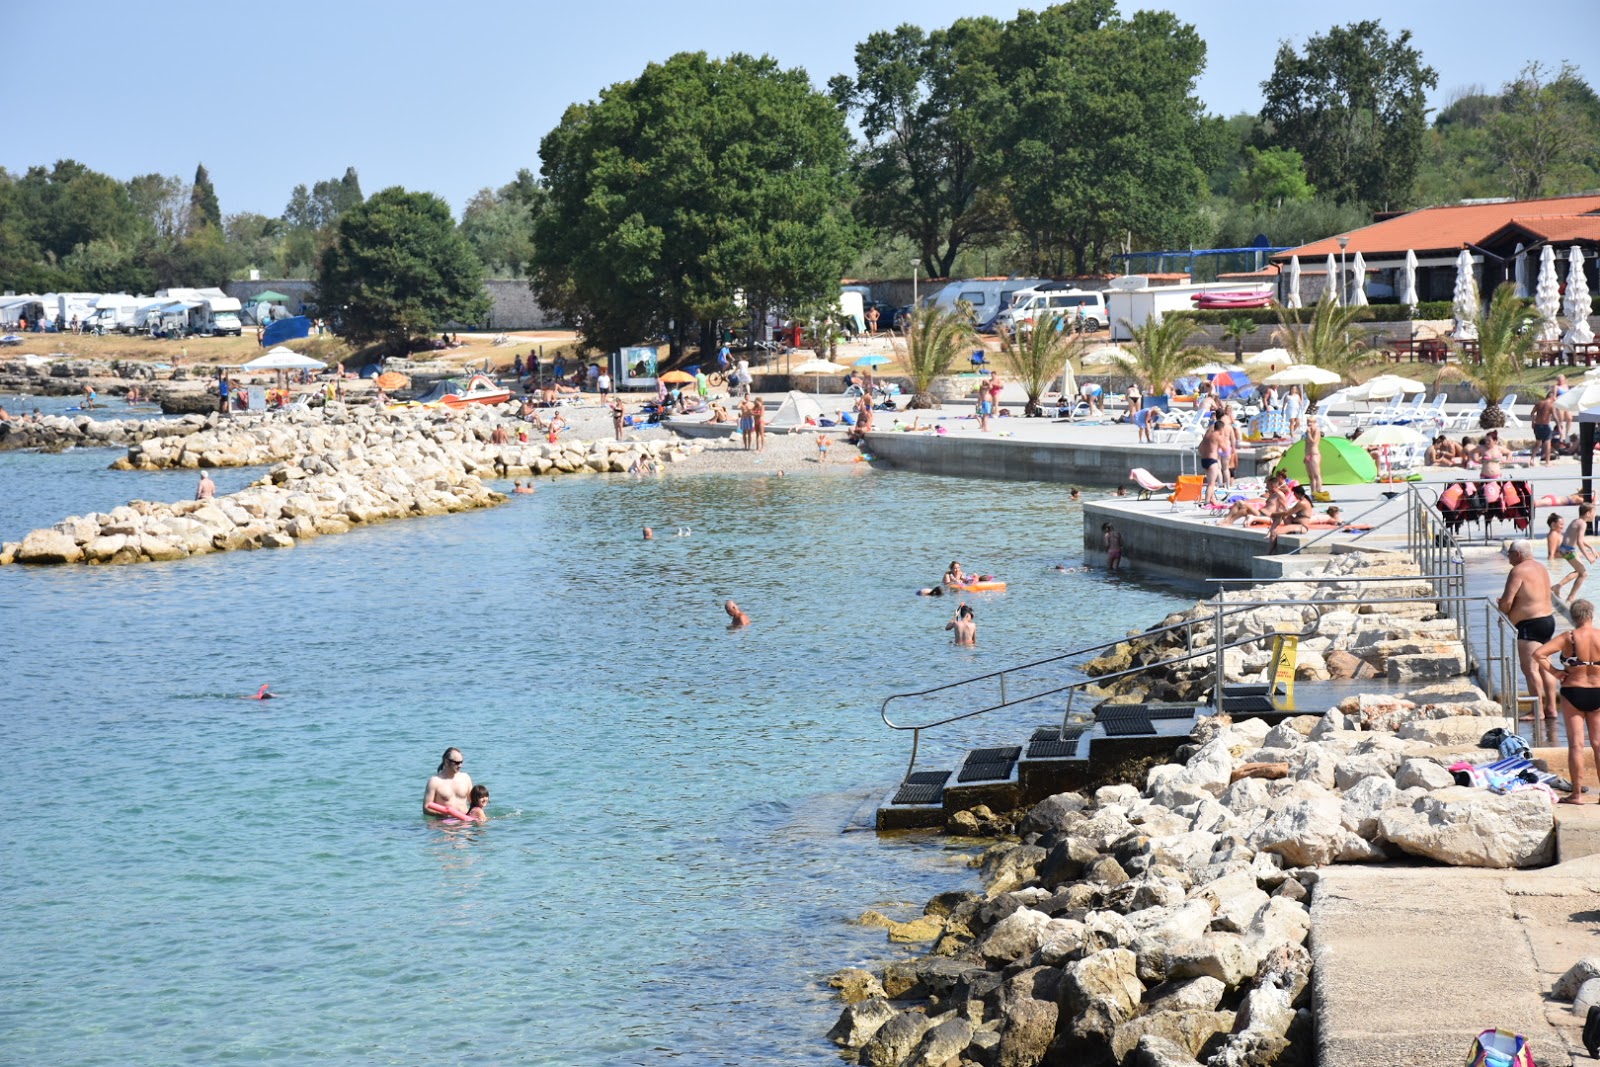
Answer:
[[2, 405, 697, 565], [830, 684, 1548, 1067]]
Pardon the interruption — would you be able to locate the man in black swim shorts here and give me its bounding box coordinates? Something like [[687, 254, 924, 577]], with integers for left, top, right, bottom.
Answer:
[[1500, 539, 1558, 721]]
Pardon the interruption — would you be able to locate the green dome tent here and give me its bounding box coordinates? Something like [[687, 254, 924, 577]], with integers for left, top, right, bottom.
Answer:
[[1274, 436, 1376, 485]]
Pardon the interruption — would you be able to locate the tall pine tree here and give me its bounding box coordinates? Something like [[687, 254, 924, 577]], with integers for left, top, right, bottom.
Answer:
[[190, 163, 221, 231]]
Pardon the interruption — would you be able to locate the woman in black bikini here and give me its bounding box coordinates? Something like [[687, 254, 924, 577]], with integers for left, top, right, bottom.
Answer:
[[1536, 599, 1600, 804]]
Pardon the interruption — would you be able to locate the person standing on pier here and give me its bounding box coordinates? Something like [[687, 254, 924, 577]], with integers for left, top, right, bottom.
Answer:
[[1500, 539, 1559, 723], [1534, 598, 1600, 803], [1304, 416, 1325, 500]]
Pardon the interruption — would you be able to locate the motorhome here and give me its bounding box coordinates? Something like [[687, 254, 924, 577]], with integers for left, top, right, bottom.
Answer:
[[85, 294, 145, 334], [924, 278, 1048, 323], [992, 284, 1110, 333]]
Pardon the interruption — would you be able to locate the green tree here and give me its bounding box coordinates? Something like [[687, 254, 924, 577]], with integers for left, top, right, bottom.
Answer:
[[533, 51, 861, 360], [1000, 313, 1085, 415], [1272, 294, 1376, 410], [1239, 146, 1315, 206], [1209, 196, 1371, 252], [1110, 313, 1211, 395], [830, 19, 1008, 278], [1221, 315, 1258, 364], [1494, 61, 1600, 201], [459, 181, 538, 277], [994, 1, 1216, 275], [1450, 283, 1538, 428], [283, 167, 365, 275], [317, 187, 489, 350], [891, 305, 977, 407], [224, 212, 289, 276], [190, 163, 221, 231], [126, 173, 190, 243], [1258, 20, 1438, 207], [11, 160, 141, 262]]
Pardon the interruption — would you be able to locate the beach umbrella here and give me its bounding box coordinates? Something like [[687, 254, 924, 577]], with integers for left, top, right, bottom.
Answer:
[[1211, 370, 1252, 399], [1276, 436, 1377, 485], [1244, 348, 1293, 368], [1325, 252, 1340, 305], [1450, 250, 1479, 340], [1083, 345, 1125, 366], [1349, 252, 1369, 306], [1352, 374, 1426, 401], [791, 356, 848, 395], [1191, 362, 1231, 377], [1536, 244, 1563, 342], [1263, 365, 1342, 388], [658, 370, 695, 384], [1564, 247, 1595, 347], [376, 371, 410, 390], [1513, 243, 1529, 299], [1555, 379, 1600, 412], [251, 290, 291, 304], [1400, 249, 1419, 310], [242, 347, 325, 371], [1358, 423, 1427, 480], [1285, 256, 1302, 309]]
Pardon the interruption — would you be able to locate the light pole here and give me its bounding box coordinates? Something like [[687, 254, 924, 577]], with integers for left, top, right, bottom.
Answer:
[[1337, 236, 1350, 307], [911, 260, 919, 314]]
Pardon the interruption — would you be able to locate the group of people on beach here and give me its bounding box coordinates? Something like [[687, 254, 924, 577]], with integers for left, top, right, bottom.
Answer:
[[1503, 538, 1600, 803]]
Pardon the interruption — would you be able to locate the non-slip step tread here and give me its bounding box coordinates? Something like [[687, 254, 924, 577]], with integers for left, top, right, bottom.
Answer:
[[957, 746, 1021, 783], [1026, 724, 1086, 759], [1096, 705, 1157, 736], [891, 770, 951, 806]]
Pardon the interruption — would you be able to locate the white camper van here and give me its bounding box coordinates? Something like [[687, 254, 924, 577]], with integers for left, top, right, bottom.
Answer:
[[925, 278, 1048, 324], [993, 284, 1109, 332]]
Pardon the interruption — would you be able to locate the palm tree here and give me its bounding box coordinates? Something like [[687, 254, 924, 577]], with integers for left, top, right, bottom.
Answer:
[[1221, 315, 1257, 364], [1111, 313, 1211, 396], [1272, 293, 1376, 411], [892, 305, 978, 409], [999, 314, 1086, 416], [1451, 283, 1539, 429]]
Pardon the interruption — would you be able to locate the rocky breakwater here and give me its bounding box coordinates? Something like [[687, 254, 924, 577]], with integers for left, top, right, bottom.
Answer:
[[0, 356, 162, 398], [1081, 551, 1471, 704], [2, 407, 698, 565], [828, 684, 1553, 1067], [0, 410, 214, 453]]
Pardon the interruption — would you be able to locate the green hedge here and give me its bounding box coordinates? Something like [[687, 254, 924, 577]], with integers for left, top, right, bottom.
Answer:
[[1184, 300, 1454, 327]]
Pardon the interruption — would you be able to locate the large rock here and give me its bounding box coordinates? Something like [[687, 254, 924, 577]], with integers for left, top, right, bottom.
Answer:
[[1555, 957, 1600, 1000], [1022, 792, 1089, 835], [1378, 787, 1555, 868], [1164, 932, 1256, 987], [1340, 775, 1401, 841], [1248, 795, 1346, 868], [976, 908, 1054, 964], [1111, 1010, 1236, 1063], [860, 1010, 938, 1067], [1143, 975, 1225, 1014], [1061, 948, 1144, 1042], [1396, 716, 1515, 746], [995, 966, 1061, 1067], [904, 1016, 974, 1067], [1394, 757, 1457, 791], [827, 997, 899, 1049], [1130, 1035, 1203, 1067], [16, 528, 83, 564]]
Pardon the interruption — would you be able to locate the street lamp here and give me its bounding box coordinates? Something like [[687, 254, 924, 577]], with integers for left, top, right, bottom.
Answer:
[[1337, 236, 1350, 308], [912, 259, 919, 313]]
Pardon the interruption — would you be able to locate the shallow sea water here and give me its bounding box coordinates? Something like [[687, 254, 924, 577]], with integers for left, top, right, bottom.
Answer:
[[0, 445, 1196, 1065]]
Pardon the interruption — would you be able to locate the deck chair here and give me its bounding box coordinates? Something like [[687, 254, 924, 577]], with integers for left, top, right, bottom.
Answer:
[[1168, 474, 1205, 507], [1500, 393, 1524, 426], [1130, 467, 1172, 500]]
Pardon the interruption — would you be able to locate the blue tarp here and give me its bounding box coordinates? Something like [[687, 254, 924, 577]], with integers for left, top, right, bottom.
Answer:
[[262, 316, 312, 346]]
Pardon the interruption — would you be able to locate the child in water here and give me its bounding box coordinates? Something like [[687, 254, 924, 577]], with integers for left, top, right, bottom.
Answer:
[[465, 785, 490, 823], [1103, 522, 1124, 572]]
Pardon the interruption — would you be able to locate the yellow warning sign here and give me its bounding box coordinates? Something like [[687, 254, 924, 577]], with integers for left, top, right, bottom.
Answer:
[[1268, 634, 1298, 710]]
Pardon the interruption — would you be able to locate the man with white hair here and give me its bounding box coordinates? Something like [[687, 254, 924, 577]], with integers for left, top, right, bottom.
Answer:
[[1500, 538, 1558, 722]]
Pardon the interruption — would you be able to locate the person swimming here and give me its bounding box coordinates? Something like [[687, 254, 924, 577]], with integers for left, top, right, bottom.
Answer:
[[250, 684, 274, 700], [464, 784, 490, 823]]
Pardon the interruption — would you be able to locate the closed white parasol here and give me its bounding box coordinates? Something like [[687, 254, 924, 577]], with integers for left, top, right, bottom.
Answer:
[[1350, 252, 1369, 306], [1564, 247, 1595, 347], [1286, 256, 1303, 309], [1451, 249, 1479, 340]]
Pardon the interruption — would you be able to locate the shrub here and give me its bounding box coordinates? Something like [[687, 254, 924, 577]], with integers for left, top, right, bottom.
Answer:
[[1187, 300, 1453, 326]]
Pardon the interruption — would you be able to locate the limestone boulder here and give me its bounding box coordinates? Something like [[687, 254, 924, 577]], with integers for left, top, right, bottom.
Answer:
[[1248, 795, 1346, 868], [996, 965, 1061, 1067], [16, 528, 83, 564], [1340, 775, 1401, 840], [1144, 975, 1226, 1014], [1111, 1010, 1236, 1064], [828, 968, 886, 1004], [1061, 948, 1144, 1041], [1021, 791, 1089, 835], [860, 1010, 938, 1067], [1396, 716, 1514, 747], [1130, 1035, 1204, 1067], [1164, 932, 1256, 987], [976, 908, 1054, 965], [827, 997, 899, 1049], [1555, 957, 1600, 1000], [1394, 757, 1456, 792], [1378, 787, 1555, 868]]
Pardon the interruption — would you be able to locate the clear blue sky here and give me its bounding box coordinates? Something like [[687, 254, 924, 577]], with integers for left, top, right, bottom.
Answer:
[[4, 0, 1594, 218]]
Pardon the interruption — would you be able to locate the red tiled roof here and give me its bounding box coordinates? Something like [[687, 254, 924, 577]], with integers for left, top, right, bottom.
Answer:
[[1491, 215, 1600, 244], [1273, 194, 1600, 261]]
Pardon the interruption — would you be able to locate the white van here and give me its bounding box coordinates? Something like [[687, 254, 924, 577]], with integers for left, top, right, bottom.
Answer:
[[995, 286, 1109, 332], [925, 278, 1048, 323]]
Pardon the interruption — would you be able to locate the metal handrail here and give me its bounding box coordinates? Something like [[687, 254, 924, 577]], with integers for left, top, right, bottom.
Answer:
[[880, 602, 1281, 731], [1283, 491, 1410, 555]]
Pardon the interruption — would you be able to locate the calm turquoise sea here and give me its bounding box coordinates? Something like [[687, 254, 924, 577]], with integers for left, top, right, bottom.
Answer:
[[0, 442, 1195, 1065]]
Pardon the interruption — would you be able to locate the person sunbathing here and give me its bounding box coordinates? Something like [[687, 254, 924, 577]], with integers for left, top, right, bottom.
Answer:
[[1267, 486, 1316, 552], [1217, 473, 1289, 526]]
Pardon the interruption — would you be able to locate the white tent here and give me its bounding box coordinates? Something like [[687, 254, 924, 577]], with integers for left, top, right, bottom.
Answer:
[[767, 389, 826, 430]]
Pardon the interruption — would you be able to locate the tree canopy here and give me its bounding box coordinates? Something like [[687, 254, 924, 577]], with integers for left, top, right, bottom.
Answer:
[[316, 187, 489, 349], [532, 50, 861, 359], [1259, 20, 1438, 207]]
